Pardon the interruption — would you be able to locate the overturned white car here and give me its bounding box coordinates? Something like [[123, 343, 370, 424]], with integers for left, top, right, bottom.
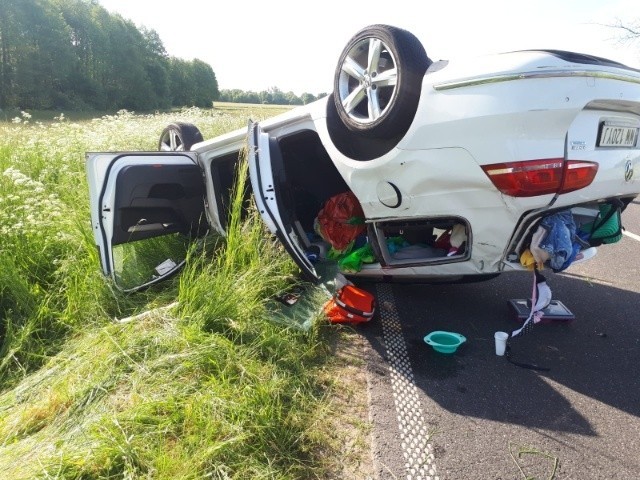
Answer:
[[87, 24, 640, 291]]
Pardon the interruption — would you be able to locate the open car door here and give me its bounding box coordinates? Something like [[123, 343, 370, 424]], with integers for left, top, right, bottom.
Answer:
[[248, 122, 320, 282], [86, 152, 207, 291]]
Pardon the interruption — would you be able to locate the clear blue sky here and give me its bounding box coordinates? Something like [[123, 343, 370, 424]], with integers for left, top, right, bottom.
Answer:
[[99, 0, 640, 95]]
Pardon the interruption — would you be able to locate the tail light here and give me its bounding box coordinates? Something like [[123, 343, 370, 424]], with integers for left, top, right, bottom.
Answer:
[[482, 159, 598, 197], [560, 161, 600, 193]]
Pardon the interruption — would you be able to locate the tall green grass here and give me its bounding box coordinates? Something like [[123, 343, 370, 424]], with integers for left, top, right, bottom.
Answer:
[[0, 106, 363, 478], [0, 106, 290, 385]]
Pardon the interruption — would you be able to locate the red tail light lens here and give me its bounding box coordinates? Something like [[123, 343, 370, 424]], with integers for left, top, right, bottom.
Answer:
[[482, 159, 598, 197], [560, 161, 599, 193]]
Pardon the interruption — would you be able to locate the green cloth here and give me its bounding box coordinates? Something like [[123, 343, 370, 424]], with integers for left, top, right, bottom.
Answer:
[[338, 243, 376, 273]]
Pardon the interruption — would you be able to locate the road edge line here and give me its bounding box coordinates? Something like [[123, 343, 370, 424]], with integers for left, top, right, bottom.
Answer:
[[376, 283, 438, 480]]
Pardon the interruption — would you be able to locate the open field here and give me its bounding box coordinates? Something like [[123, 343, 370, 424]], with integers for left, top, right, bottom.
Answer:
[[0, 106, 369, 479], [0, 103, 294, 124]]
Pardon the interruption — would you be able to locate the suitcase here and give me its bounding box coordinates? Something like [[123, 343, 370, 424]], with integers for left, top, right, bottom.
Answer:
[[324, 285, 376, 324]]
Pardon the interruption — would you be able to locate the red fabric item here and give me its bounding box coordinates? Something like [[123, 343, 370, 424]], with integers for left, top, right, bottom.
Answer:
[[323, 285, 376, 324], [434, 230, 452, 250], [316, 192, 365, 251]]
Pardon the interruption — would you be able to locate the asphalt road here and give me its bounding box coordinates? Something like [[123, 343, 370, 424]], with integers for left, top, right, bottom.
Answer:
[[360, 201, 640, 480]]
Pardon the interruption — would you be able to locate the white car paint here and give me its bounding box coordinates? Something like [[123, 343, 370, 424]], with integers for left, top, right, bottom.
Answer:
[[87, 37, 640, 288]]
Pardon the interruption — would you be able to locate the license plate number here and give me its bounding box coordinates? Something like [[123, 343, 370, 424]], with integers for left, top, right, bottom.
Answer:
[[598, 124, 638, 147]]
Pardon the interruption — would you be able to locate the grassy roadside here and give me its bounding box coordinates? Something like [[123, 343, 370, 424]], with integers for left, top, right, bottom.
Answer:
[[0, 107, 371, 478], [0, 103, 294, 124]]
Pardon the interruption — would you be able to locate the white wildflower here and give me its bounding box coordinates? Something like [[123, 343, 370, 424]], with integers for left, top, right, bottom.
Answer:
[[0, 167, 68, 240]]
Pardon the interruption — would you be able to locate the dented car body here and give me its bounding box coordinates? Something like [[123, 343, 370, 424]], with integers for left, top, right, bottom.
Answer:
[[86, 25, 640, 290]]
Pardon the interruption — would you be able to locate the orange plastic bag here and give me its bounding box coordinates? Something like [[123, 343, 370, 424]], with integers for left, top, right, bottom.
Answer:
[[316, 192, 365, 251], [324, 285, 376, 324]]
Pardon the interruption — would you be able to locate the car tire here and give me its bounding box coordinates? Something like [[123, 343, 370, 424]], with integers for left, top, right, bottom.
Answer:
[[158, 122, 204, 151], [333, 24, 431, 139]]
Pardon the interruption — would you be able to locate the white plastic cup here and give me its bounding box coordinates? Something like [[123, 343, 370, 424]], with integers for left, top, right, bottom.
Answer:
[[494, 331, 509, 356]]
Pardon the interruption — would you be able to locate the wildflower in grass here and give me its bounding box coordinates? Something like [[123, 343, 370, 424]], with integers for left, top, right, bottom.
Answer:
[[0, 167, 66, 239], [0, 105, 350, 480]]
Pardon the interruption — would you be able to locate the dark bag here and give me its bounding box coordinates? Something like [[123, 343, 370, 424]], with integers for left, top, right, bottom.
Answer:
[[323, 285, 376, 324]]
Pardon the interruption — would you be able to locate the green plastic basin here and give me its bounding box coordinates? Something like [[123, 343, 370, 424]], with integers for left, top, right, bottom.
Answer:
[[423, 331, 467, 354]]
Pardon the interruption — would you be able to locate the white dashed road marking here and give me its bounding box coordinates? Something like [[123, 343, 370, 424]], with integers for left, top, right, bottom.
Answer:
[[376, 283, 438, 480]]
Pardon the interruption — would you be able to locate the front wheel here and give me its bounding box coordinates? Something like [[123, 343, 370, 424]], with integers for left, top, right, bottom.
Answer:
[[158, 122, 204, 151], [333, 24, 431, 139]]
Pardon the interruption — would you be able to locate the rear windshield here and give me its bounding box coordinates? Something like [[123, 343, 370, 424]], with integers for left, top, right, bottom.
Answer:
[[528, 50, 639, 73]]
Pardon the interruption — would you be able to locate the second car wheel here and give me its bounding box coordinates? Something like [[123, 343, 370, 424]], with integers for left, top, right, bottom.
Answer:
[[333, 24, 431, 139], [158, 122, 204, 151]]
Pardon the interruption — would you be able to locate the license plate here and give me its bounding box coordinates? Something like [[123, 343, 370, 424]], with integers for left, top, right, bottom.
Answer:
[[598, 124, 638, 147]]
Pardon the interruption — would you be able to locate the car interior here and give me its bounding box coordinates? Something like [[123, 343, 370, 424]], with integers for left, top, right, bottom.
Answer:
[[207, 128, 470, 272]]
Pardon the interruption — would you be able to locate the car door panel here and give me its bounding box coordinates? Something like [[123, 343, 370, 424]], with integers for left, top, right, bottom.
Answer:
[[248, 122, 320, 282], [86, 152, 206, 290]]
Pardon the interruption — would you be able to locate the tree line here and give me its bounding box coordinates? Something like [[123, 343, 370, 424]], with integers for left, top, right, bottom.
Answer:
[[0, 0, 219, 111], [218, 88, 328, 106]]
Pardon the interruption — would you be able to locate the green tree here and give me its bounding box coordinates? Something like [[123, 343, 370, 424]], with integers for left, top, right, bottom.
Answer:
[[300, 92, 317, 104], [268, 86, 285, 105], [0, 0, 18, 107], [168, 57, 191, 106], [284, 91, 302, 105], [218, 88, 326, 106], [141, 27, 170, 109], [257, 90, 271, 104], [242, 90, 260, 104], [190, 58, 219, 107], [54, 0, 106, 108], [101, 15, 158, 110], [169, 58, 218, 107], [1, 0, 75, 109], [0, 0, 220, 111]]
